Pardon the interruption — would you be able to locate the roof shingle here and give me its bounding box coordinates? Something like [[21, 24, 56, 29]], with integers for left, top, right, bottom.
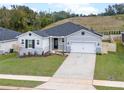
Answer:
[[0, 27, 21, 41], [34, 22, 102, 37]]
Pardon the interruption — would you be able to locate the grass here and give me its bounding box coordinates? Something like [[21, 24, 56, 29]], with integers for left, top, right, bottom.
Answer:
[[95, 86, 124, 90], [0, 79, 43, 88], [0, 54, 65, 76], [43, 15, 124, 32], [94, 42, 124, 81], [0, 53, 16, 61]]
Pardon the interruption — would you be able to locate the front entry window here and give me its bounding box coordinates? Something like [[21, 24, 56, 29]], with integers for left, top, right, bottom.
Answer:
[[28, 40, 33, 48], [25, 39, 35, 48]]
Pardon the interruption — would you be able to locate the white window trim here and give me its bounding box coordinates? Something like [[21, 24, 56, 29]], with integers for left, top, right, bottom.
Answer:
[[28, 40, 33, 48]]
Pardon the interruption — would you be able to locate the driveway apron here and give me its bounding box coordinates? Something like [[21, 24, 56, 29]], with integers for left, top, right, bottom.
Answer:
[[36, 53, 96, 90]]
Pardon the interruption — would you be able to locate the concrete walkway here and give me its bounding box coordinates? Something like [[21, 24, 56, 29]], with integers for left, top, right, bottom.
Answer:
[[93, 80, 124, 88], [36, 53, 96, 90], [0, 74, 51, 82], [0, 85, 34, 90]]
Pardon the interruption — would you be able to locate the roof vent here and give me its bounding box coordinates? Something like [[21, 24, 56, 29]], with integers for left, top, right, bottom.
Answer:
[[81, 32, 85, 35], [29, 33, 32, 36]]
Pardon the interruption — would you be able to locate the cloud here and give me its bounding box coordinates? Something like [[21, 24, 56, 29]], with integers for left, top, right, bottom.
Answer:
[[0, 3, 24, 9], [0, 3, 100, 15], [30, 7, 40, 12], [0, 4, 40, 12], [51, 4, 99, 15]]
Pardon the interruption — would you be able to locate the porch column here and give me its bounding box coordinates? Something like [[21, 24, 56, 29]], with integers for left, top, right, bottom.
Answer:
[[49, 37, 52, 52]]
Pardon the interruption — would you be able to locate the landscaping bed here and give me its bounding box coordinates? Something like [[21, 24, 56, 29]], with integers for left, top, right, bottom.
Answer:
[[94, 42, 124, 81], [0, 54, 65, 76]]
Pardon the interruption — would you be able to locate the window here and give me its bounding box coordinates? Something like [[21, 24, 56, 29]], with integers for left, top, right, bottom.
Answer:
[[81, 32, 85, 35], [98, 43, 100, 46], [37, 40, 39, 45], [25, 40, 35, 48], [62, 38, 64, 42], [21, 39, 24, 44], [28, 40, 33, 48]]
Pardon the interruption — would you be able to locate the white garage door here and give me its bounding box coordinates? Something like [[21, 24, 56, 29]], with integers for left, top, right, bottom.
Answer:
[[71, 42, 96, 53]]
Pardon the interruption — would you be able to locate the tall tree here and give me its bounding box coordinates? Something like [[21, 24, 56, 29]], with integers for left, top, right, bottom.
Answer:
[[104, 5, 115, 15], [100, 3, 124, 16], [0, 5, 79, 32]]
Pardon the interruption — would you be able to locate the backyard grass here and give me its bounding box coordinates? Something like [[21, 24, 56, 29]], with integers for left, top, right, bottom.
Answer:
[[94, 42, 124, 81], [95, 86, 124, 90], [0, 79, 43, 88], [0, 54, 65, 76]]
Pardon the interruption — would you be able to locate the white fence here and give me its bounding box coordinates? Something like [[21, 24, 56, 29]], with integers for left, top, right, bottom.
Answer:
[[102, 34, 121, 41], [102, 42, 116, 54]]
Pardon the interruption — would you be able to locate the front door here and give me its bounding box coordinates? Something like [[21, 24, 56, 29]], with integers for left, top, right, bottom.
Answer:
[[54, 38, 58, 49]]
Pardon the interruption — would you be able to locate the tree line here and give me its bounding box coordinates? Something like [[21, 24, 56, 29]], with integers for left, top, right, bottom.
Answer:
[[0, 5, 79, 32]]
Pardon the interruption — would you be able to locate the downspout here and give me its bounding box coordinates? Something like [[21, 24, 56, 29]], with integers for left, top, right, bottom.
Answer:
[[62, 36, 65, 55], [66, 36, 68, 53]]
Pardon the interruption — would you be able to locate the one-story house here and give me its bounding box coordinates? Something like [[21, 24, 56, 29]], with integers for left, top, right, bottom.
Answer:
[[0, 27, 21, 54], [17, 22, 102, 56]]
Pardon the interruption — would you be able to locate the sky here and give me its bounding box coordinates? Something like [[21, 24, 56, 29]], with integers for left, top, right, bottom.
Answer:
[[0, 3, 116, 15]]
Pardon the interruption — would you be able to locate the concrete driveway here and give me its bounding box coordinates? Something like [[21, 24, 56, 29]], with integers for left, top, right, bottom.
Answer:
[[36, 53, 96, 90]]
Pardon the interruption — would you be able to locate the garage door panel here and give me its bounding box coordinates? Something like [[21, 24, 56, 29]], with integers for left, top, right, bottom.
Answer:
[[71, 42, 96, 53]]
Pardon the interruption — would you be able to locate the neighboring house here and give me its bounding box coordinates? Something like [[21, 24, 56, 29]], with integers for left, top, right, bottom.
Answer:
[[0, 27, 21, 54], [121, 32, 124, 45], [17, 22, 102, 56]]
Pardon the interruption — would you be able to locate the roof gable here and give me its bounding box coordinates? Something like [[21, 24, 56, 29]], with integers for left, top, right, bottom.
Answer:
[[17, 31, 43, 38]]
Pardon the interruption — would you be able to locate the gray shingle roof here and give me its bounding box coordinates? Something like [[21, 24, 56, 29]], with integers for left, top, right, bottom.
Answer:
[[0, 27, 21, 41], [34, 22, 102, 37], [34, 30, 49, 37]]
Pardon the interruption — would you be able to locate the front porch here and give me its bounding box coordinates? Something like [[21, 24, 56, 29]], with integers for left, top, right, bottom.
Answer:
[[50, 37, 66, 53]]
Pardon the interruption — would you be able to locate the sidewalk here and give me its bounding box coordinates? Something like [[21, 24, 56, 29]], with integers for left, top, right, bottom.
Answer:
[[0, 74, 51, 82], [0, 85, 34, 90], [93, 80, 124, 88], [36, 77, 95, 90]]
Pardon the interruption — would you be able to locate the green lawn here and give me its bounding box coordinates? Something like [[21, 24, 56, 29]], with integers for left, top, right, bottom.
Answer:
[[94, 42, 124, 81], [0, 54, 65, 76], [95, 86, 124, 90], [0, 53, 16, 61], [0, 79, 42, 88]]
